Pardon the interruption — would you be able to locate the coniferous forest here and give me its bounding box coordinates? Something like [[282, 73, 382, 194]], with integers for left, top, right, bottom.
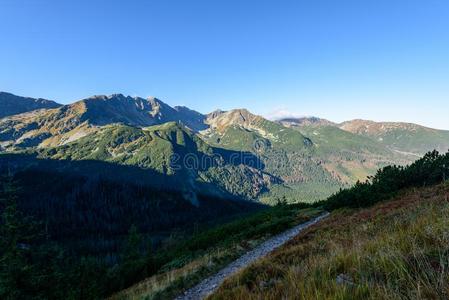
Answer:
[[0, 154, 262, 299]]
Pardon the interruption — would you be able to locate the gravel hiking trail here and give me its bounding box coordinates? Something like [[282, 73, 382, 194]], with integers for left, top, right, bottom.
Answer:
[[175, 212, 330, 300]]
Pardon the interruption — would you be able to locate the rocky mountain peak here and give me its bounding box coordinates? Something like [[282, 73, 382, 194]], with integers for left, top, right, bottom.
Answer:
[[207, 109, 225, 119], [205, 108, 263, 132]]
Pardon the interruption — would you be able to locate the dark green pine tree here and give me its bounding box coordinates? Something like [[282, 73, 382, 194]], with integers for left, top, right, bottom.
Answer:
[[0, 176, 38, 299], [112, 224, 156, 292], [123, 225, 142, 262], [114, 224, 146, 290]]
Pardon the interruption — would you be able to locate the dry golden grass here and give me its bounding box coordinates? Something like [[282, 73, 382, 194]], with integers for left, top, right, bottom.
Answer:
[[110, 247, 236, 300], [211, 183, 449, 300]]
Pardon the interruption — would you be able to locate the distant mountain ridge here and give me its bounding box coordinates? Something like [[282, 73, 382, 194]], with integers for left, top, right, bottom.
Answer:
[[0, 91, 61, 118], [65, 93, 206, 128], [0, 93, 209, 149], [337, 119, 449, 154], [1, 91, 449, 203], [278, 117, 449, 155]]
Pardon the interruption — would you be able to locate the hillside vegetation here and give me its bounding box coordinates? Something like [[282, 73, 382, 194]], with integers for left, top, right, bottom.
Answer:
[[211, 183, 449, 299]]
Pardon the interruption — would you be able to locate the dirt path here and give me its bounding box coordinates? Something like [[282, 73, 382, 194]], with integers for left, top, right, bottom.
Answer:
[[175, 212, 330, 300]]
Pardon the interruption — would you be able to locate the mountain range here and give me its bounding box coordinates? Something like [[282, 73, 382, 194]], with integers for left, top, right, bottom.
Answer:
[[1, 91, 449, 203]]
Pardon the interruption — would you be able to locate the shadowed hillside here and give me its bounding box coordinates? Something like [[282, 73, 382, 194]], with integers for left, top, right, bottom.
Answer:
[[0, 153, 262, 256]]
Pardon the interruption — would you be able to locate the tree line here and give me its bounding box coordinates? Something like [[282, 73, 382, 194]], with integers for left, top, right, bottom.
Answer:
[[316, 150, 449, 210]]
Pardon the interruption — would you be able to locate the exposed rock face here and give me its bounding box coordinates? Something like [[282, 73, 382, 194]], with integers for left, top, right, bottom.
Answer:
[[205, 109, 265, 133], [71, 94, 178, 126]]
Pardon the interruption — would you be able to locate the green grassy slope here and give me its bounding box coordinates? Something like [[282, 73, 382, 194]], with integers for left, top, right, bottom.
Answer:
[[371, 126, 449, 155], [340, 120, 449, 155], [204, 117, 310, 152], [36, 123, 273, 200], [297, 125, 391, 155], [294, 125, 410, 183]]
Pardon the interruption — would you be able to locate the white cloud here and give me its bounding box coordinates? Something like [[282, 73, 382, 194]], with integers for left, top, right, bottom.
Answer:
[[263, 108, 305, 121]]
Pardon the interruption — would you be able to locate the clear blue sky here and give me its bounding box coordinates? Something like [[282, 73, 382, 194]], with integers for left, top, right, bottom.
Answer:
[[1, 0, 449, 129]]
